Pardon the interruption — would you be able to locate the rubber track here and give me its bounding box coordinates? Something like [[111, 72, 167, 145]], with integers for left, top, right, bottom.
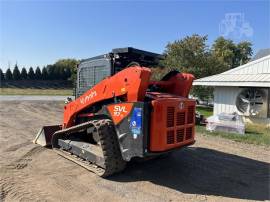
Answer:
[[52, 119, 126, 177]]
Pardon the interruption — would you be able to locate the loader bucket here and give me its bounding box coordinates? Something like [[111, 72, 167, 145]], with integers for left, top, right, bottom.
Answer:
[[33, 125, 62, 147]]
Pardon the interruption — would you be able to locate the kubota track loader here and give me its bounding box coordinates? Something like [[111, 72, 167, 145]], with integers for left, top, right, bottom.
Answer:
[[34, 47, 196, 177]]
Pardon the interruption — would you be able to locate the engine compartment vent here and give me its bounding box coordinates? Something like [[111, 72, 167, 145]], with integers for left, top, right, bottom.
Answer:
[[167, 107, 175, 127], [186, 127, 193, 140], [167, 130, 175, 144], [177, 112, 185, 125], [176, 129, 185, 142]]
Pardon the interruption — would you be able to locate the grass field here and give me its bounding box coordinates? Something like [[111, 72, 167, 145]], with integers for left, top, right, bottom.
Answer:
[[0, 88, 73, 96], [196, 105, 269, 146], [196, 125, 270, 146], [196, 106, 213, 117], [1, 88, 269, 145]]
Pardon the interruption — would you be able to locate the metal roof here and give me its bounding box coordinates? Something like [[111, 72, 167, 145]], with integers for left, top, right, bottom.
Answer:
[[193, 55, 270, 87], [81, 47, 163, 63], [112, 47, 164, 59]]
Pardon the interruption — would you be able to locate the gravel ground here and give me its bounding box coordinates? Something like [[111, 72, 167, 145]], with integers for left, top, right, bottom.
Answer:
[[0, 101, 269, 202]]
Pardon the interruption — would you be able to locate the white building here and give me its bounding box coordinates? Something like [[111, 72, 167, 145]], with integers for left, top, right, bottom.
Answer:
[[193, 54, 270, 127]]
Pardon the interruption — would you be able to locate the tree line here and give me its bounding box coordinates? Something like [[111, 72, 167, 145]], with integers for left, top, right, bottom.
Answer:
[[0, 59, 78, 81], [159, 35, 252, 100], [1, 35, 252, 99], [160, 35, 252, 79]]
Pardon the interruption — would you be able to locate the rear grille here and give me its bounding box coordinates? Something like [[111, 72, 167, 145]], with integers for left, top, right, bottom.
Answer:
[[176, 112, 185, 125], [176, 129, 184, 142], [186, 127, 193, 140], [167, 130, 174, 144], [167, 107, 175, 127], [164, 104, 194, 146], [187, 106, 194, 124]]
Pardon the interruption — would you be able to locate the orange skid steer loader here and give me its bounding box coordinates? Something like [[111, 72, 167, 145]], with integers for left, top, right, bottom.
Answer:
[[34, 47, 196, 177]]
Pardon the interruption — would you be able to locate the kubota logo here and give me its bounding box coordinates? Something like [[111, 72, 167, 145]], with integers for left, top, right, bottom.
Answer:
[[80, 91, 97, 104]]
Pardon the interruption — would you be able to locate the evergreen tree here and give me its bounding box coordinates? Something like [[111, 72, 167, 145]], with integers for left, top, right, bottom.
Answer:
[[41, 66, 48, 80], [35, 66, 42, 80], [0, 68, 5, 82], [5, 68, 13, 80], [28, 67, 35, 79], [12, 64, 21, 80], [21, 67, 28, 80], [46, 65, 55, 80]]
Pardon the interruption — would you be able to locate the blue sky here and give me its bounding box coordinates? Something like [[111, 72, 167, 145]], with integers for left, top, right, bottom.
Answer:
[[0, 0, 269, 70]]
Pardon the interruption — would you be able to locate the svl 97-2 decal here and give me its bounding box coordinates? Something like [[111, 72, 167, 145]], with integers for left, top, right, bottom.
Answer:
[[107, 103, 134, 124]]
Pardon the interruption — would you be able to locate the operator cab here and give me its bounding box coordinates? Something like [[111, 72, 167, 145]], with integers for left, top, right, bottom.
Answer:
[[76, 47, 164, 98]]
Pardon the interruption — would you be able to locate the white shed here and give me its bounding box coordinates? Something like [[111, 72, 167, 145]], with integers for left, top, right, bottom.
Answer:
[[193, 55, 270, 127]]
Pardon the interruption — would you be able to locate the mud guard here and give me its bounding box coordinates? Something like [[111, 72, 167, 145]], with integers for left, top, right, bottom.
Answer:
[[33, 125, 62, 147]]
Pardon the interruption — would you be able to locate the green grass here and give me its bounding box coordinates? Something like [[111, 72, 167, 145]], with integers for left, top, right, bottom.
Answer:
[[0, 88, 73, 96], [196, 106, 270, 145], [196, 106, 213, 118], [196, 124, 270, 146]]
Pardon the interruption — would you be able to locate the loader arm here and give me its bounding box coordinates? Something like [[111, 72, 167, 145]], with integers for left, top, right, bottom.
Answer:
[[63, 66, 151, 128], [149, 72, 194, 97]]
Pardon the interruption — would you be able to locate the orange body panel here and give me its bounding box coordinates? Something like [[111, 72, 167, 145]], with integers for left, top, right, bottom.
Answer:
[[63, 66, 151, 128], [149, 92, 196, 152], [149, 73, 194, 97]]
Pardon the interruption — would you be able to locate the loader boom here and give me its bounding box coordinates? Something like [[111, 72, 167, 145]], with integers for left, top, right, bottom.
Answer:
[[63, 66, 151, 128]]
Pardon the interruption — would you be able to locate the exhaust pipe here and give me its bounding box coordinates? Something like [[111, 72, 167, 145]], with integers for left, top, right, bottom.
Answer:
[[33, 125, 62, 147]]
